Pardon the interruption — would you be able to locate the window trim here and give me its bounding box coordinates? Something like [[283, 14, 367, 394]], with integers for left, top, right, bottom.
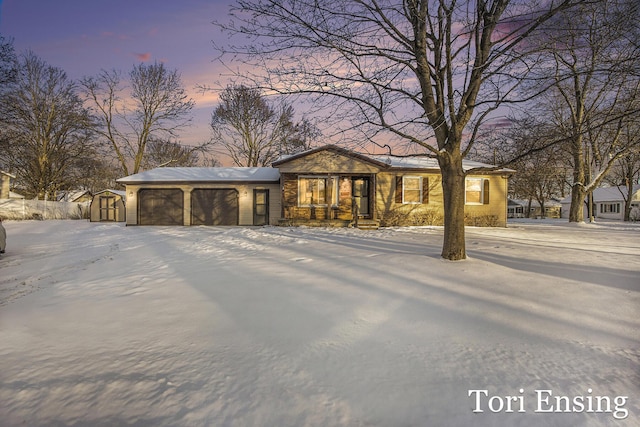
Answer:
[[402, 176, 423, 204], [465, 177, 489, 205], [298, 176, 329, 207]]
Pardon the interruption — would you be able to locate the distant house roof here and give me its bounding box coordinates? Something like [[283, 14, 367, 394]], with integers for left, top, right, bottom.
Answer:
[[510, 198, 562, 208], [117, 167, 281, 184], [560, 185, 640, 204], [57, 190, 92, 202]]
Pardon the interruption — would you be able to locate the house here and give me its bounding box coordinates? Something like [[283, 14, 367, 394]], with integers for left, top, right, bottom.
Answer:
[[57, 190, 93, 203], [117, 167, 281, 226], [116, 145, 513, 228], [272, 145, 513, 228], [89, 190, 127, 222], [560, 185, 640, 220], [507, 199, 525, 218], [1, 171, 15, 199], [508, 198, 562, 219]]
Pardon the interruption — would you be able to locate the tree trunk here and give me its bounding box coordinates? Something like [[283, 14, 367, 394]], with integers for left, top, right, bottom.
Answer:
[[569, 139, 586, 223], [569, 184, 586, 222], [623, 178, 633, 221], [439, 154, 466, 261]]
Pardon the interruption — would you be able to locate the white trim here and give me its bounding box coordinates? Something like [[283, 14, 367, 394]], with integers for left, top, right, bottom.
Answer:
[[402, 176, 423, 204], [298, 176, 329, 207], [465, 177, 485, 205]]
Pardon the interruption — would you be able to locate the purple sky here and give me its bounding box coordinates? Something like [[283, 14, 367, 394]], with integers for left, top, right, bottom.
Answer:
[[0, 0, 232, 147]]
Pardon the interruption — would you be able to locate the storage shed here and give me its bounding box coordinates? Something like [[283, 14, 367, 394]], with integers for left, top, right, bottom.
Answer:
[[89, 189, 126, 222]]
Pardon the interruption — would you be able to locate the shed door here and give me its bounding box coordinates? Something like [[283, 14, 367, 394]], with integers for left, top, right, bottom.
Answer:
[[191, 189, 239, 225], [99, 196, 116, 221], [139, 189, 184, 225]]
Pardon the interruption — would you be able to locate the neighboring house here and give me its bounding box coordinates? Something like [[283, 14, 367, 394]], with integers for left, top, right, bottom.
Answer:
[[116, 145, 513, 228], [89, 190, 127, 222], [0, 171, 16, 199], [57, 190, 93, 203], [8, 191, 24, 199], [507, 199, 525, 218], [509, 198, 562, 219], [560, 185, 640, 220], [273, 145, 513, 227], [117, 167, 281, 226]]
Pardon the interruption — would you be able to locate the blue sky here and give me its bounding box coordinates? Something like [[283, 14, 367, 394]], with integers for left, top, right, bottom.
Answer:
[[0, 0, 232, 146]]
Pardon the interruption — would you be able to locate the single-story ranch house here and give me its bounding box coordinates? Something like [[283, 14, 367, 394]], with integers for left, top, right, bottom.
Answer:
[[560, 185, 640, 221], [117, 145, 513, 227]]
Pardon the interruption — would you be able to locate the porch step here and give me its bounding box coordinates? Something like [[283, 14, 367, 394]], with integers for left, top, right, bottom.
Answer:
[[355, 219, 380, 230]]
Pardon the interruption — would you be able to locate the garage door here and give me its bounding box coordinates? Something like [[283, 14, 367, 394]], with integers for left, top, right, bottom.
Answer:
[[138, 189, 184, 225], [191, 189, 239, 225]]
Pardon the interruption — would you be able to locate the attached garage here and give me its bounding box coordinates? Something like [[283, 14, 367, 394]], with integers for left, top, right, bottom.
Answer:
[[139, 188, 184, 225], [117, 167, 281, 226], [191, 188, 238, 225]]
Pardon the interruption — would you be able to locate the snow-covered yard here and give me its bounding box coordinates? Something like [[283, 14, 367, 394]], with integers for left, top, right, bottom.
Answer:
[[0, 219, 638, 426]]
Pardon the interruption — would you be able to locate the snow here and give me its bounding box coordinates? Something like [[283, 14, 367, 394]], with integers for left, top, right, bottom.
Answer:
[[117, 167, 280, 183], [370, 154, 514, 173], [0, 219, 638, 426]]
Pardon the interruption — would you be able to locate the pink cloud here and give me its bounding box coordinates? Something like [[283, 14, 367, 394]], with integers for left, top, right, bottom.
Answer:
[[134, 52, 152, 62]]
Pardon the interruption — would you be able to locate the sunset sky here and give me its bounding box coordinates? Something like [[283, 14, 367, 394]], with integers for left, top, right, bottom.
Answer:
[[0, 0, 233, 147]]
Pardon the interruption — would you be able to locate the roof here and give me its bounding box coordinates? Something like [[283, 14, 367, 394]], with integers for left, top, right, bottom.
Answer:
[[117, 167, 281, 184], [274, 144, 514, 173], [94, 189, 127, 197], [510, 198, 562, 208], [57, 190, 92, 202], [560, 185, 640, 204], [370, 155, 513, 173], [272, 145, 389, 168]]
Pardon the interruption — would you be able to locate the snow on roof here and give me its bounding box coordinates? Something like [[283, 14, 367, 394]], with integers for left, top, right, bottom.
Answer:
[[95, 189, 126, 198], [560, 185, 640, 204], [274, 145, 514, 173], [510, 198, 562, 208], [370, 155, 514, 172], [117, 167, 280, 184]]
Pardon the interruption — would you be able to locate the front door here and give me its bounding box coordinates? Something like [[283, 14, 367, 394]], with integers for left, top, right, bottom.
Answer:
[[253, 189, 269, 225], [352, 178, 369, 217]]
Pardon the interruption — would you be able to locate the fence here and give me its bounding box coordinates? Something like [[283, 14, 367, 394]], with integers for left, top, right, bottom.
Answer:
[[0, 199, 90, 220]]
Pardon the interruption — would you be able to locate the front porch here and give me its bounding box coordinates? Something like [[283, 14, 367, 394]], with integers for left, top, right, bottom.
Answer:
[[280, 174, 377, 223]]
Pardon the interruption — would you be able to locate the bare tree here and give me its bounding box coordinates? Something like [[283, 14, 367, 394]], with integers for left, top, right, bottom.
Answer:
[[528, 0, 640, 222], [81, 63, 198, 176], [0, 52, 95, 199], [216, 0, 585, 260], [0, 34, 17, 88], [605, 123, 640, 221], [211, 85, 318, 166], [485, 117, 567, 217], [142, 138, 202, 169]]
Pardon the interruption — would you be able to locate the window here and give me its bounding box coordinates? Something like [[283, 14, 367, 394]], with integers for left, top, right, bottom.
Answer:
[[395, 176, 428, 204], [601, 203, 620, 213], [298, 177, 327, 206], [465, 178, 490, 205]]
